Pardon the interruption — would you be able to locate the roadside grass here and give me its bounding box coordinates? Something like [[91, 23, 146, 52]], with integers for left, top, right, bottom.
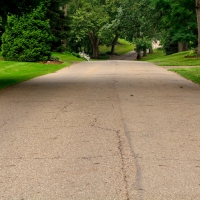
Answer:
[[51, 52, 85, 62], [169, 67, 200, 85], [0, 52, 84, 90], [140, 49, 200, 84], [99, 38, 135, 56], [140, 49, 200, 66]]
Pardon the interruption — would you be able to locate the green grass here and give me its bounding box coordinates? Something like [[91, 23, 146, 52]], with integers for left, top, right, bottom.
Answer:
[[99, 38, 135, 56], [0, 52, 84, 90], [51, 52, 85, 62], [140, 49, 200, 66], [169, 67, 200, 84], [140, 49, 200, 84]]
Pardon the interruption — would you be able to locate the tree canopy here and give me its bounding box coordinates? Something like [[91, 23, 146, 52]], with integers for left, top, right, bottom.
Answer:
[[0, 0, 199, 59]]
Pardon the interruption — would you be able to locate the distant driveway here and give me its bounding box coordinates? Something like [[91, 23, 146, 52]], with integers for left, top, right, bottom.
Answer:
[[109, 50, 137, 60], [0, 60, 200, 200]]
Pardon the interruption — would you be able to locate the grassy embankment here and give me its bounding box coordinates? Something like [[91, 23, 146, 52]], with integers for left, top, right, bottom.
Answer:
[[98, 38, 135, 59], [0, 52, 84, 90], [140, 49, 200, 85], [0, 39, 134, 90]]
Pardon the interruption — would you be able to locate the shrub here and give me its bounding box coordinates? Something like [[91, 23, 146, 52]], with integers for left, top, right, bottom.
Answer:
[[49, 56, 59, 61], [71, 52, 81, 58], [2, 3, 54, 62]]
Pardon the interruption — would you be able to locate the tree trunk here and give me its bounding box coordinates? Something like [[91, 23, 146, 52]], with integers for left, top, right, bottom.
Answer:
[[196, 0, 200, 56], [89, 32, 100, 59], [149, 48, 153, 54], [136, 50, 141, 60], [111, 34, 119, 55], [143, 49, 147, 57], [178, 42, 188, 52], [60, 4, 68, 48], [92, 45, 99, 58]]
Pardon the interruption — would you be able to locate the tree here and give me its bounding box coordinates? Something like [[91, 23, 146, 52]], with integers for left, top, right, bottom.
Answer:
[[101, 0, 124, 55], [152, 0, 197, 54], [0, 0, 42, 25], [2, 3, 54, 62], [0, 17, 4, 47], [46, 0, 69, 51], [196, 0, 200, 56], [99, 7, 123, 55], [68, 0, 109, 58]]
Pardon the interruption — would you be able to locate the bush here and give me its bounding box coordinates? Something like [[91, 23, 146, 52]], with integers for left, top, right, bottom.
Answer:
[[49, 56, 59, 61], [2, 3, 54, 62], [71, 52, 81, 58]]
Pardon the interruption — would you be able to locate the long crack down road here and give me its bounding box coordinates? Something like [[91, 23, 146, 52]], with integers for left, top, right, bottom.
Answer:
[[0, 60, 200, 200]]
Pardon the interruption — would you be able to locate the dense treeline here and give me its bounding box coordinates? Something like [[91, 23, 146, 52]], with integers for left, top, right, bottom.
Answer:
[[0, 0, 69, 61], [0, 0, 199, 61]]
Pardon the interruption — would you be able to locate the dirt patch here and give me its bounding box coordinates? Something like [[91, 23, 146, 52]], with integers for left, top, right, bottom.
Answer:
[[45, 60, 63, 64]]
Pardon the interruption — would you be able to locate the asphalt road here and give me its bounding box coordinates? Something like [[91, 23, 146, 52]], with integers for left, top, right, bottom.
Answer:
[[0, 59, 200, 200]]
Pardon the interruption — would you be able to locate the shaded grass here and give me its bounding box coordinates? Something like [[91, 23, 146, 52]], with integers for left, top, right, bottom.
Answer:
[[140, 49, 200, 66], [99, 38, 135, 56], [0, 52, 84, 90], [169, 67, 200, 85]]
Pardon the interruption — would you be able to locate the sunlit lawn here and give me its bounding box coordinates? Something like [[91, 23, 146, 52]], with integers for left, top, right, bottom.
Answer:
[[140, 49, 200, 84], [169, 67, 200, 85], [0, 52, 84, 90], [99, 38, 135, 56], [140, 49, 200, 66]]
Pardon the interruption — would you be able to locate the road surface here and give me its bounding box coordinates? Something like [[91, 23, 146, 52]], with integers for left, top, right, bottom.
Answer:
[[0, 59, 200, 200]]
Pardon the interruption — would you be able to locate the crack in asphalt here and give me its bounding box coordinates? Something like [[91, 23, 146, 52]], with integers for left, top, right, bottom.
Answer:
[[90, 124, 130, 199], [113, 74, 143, 200], [116, 130, 130, 200], [0, 116, 14, 129]]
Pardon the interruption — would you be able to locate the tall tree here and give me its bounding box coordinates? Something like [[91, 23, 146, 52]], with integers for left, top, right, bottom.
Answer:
[[46, 0, 69, 51], [0, 17, 4, 47], [68, 0, 109, 58], [2, 3, 54, 62], [196, 0, 200, 56], [152, 0, 197, 54], [0, 0, 42, 24]]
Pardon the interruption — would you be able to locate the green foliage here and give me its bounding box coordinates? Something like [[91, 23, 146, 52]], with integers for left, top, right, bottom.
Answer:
[[99, 7, 123, 46], [134, 38, 152, 52], [68, 0, 109, 58], [152, 0, 197, 51], [46, 0, 68, 51], [0, 0, 42, 18], [186, 49, 197, 57], [71, 52, 81, 58], [49, 56, 60, 61], [163, 35, 178, 55], [2, 4, 54, 62], [0, 17, 4, 47], [51, 51, 85, 61]]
